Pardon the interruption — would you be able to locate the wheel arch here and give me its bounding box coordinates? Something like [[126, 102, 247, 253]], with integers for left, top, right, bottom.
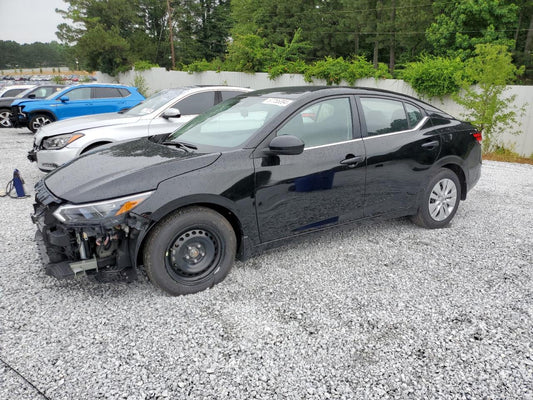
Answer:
[[28, 109, 57, 120], [441, 163, 467, 200], [134, 198, 247, 269], [80, 141, 113, 154]]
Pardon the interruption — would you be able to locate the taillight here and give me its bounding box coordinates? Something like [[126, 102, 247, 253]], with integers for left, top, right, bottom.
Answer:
[[473, 131, 482, 143]]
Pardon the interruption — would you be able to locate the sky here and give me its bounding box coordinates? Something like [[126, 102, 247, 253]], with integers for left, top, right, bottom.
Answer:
[[0, 0, 67, 44]]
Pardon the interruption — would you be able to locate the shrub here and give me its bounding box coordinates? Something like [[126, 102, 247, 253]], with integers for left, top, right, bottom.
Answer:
[[304, 56, 391, 85], [133, 60, 159, 72], [454, 44, 526, 153], [400, 55, 465, 98]]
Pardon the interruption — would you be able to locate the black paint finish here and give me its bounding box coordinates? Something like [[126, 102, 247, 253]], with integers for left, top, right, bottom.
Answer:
[[34, 86, 482, 277]]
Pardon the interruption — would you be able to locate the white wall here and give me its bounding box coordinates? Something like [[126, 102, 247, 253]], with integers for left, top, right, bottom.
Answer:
[[97, 68, 533, 156]]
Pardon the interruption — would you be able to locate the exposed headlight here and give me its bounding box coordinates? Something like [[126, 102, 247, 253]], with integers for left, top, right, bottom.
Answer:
[[53, 191, 153, 223], [42, 133, 84, 149]]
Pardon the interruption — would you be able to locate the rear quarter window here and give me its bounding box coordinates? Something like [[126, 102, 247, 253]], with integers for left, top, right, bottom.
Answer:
[[118, 88, 132, 97]]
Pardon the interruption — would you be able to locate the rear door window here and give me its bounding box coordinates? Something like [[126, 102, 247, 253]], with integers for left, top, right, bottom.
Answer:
[[93, 87, 123, 98], [360, 98, 409, 136]]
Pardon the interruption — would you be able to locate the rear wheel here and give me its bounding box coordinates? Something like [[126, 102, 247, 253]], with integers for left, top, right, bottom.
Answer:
[[0, 108, 12, 128], [143, 207, 236, 295], [412, 168, 461, 229], [29, 114, 54, 133]]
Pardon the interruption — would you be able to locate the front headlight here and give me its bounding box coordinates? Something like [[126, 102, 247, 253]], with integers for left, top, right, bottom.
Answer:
[[42, 133, 84, 150], [53, 191, 153, 223]]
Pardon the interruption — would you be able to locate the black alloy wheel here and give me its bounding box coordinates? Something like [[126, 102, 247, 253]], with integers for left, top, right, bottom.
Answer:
[[143, 207, 236, 295]]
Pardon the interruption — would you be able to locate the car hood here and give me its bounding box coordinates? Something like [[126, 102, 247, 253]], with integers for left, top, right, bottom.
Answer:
[[0, 96, 21, 107], [44, 138, 220, 203], [36, 113, 142, 141], [10, 97, 46, 106]]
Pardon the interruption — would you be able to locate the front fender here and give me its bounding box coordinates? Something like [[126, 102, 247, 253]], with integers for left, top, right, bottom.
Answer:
[[27, 109, 57, 120], [130, 194, 252, 268]]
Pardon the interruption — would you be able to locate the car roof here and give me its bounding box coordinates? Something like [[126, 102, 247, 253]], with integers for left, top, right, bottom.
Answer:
[[247, 86, 443, 112]]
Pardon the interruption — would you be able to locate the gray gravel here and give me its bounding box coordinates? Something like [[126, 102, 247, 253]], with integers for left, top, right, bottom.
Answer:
[[0, 127, 532, 399]]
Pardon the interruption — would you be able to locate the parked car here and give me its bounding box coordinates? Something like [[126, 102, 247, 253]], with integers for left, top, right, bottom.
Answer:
[[28, 86, 251, 171], [32, 86, 482, 295], [0, 85, 65, 128], [10, 84, 145, 133], [0, 84, 34, 98]]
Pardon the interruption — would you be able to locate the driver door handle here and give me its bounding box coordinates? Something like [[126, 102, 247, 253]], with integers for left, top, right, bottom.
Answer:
[[340, 155, 364, 166]]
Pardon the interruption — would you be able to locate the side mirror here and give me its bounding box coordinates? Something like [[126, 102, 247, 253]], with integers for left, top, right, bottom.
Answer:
[[28, 94, 36, 99], [268, 135, 304, 155], [60, 96, 69, 103], [163, 108, 181, 119]]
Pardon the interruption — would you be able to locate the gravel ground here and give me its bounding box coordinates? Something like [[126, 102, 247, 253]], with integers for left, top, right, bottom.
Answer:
[[0, 127, 532, 400]]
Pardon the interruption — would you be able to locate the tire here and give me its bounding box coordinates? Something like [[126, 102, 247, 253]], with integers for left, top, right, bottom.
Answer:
[[411, 168, 461, 229], [0, 108, 12, 128], [143, 207, 236, 295], [29, 114, 54, 133]]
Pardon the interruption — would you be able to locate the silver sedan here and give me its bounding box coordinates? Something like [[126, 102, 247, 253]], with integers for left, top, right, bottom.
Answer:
[[30, 86, 251, 171]]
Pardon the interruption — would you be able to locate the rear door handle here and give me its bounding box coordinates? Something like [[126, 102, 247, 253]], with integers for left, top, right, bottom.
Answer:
[[421, 140, 439, 150], [340, 155, 364, 166]]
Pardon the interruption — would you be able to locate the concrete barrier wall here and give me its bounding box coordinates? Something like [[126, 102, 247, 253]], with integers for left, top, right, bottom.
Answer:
[[97, 68, 533, 156]]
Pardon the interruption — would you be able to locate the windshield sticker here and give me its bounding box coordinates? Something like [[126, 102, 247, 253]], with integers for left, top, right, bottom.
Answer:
[[263, 98, 293, 107]]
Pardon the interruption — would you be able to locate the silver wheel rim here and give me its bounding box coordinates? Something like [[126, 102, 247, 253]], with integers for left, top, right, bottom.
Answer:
[[428, 178, 457, 221], [33, 116, 51, 130], [0, 110, 11, 127]]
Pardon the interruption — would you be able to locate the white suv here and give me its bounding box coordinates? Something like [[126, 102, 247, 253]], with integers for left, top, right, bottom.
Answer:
[[29, 86, 251, 171]]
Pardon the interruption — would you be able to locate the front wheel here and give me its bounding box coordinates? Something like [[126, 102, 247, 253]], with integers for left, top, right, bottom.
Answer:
[[143, 207, 236, 295], [412, 168, 461, 229], [29, 114, 54, 133], [0, 108, 12, 128]]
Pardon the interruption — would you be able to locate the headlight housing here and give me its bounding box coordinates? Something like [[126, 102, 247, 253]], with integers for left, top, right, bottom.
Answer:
[[42, 133, 84, 150], [53, 191, 153, 223]]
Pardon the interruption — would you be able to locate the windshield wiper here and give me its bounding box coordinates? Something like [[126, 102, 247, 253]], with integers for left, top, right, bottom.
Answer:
[[162, 140, 198, 153]]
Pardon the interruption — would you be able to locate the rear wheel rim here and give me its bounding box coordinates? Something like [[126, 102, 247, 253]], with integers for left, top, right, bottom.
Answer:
[[0, 110, 12, 127], [165, 228, 221, 283], [428, 178, 457, 221]]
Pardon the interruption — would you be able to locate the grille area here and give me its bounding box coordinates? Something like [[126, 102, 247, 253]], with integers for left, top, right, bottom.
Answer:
[[34, 179, 62, 206]]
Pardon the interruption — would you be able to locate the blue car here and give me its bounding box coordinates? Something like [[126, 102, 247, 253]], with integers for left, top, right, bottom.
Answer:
[[10, 84, 145, 132]]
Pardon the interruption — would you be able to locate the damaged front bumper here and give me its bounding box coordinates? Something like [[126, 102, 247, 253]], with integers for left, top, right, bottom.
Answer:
[[32, 182, 151, 282]]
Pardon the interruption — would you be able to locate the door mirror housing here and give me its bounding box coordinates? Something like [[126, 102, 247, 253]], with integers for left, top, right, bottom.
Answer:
[[163, 108, 181, 119], [268, 135, 304, 155], [59, 96, 69, 103]]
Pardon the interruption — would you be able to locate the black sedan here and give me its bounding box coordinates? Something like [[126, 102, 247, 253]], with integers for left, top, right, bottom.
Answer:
[[32, 87, 482, 295]]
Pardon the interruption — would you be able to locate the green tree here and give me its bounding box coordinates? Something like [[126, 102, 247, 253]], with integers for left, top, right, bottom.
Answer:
[[57, 0, 169, 74], [173, 0, 232, 65], [426, 0, 519, 59], [455, 44, 525, 152]]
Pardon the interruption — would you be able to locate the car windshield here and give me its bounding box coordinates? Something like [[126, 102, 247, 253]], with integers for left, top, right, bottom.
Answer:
[[125, 89, 186, 116], [167, 95, 292, 149]]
